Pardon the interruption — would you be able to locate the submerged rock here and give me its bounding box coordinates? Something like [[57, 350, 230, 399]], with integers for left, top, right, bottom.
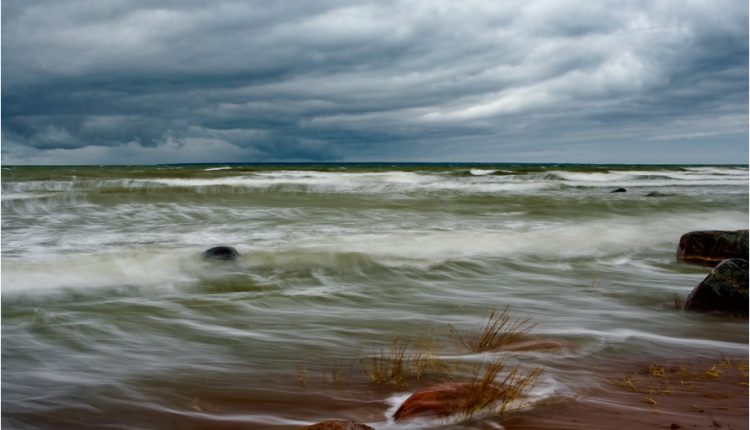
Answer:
[[610, 188, 627, 193], [201, 246, 240, 261], [676, 230, 748, 267], [300, 421, 374, 430], [684, 258, 748, 315], [393, 382, 503, 421]]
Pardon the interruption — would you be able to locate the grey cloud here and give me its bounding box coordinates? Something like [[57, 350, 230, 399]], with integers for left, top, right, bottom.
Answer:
[[2, 0, 747, 164]]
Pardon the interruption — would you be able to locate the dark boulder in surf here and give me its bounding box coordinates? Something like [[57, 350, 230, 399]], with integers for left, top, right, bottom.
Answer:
[[300, 421, 374, 430], [201, 246, 240, 261], [684, 258, 748, 315], [676, 230, 748, 267], [610, 188, 627, 193], [393, 382, 504, 421]]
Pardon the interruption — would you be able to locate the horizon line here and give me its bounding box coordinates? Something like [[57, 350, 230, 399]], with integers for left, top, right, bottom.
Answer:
[[2, 161, 749, 168]]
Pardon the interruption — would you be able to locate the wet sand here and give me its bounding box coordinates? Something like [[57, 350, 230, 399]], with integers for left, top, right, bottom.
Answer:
[[504, 355, 749, 430]]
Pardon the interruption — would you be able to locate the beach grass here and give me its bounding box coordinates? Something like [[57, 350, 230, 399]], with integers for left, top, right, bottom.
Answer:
[[362, 337, 412, 389], [452, 359, 544, 420], [451, 307, 535, 353]]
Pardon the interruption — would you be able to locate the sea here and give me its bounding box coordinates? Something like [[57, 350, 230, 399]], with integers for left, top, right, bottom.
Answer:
[[2, 163, 748, 429]]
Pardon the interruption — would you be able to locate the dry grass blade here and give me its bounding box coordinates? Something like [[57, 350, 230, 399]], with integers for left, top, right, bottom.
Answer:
[[494, 366, 544, 414], [454, 361, 506, 418], [452, 307, 536, 352], [362, 337, 411, 389], [454, 359, 544, 420], [412, 352, 456, 381]]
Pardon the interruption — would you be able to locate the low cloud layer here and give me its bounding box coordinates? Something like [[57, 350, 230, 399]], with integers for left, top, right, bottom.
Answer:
[[2, 0, 748, 164]]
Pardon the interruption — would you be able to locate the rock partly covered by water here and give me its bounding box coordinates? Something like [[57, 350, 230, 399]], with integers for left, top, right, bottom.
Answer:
[[610, 187, 627, 193], [684, 258, 748, 315], [393, 382, 503, 421], [201, 246, 240, 261], [676, 230, 748, 267], [300, 421, 374, 430]]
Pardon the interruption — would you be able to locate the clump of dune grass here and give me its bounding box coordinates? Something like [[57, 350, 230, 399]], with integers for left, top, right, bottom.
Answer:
[[362, 337, 412, 389], [362, 336, 457, 389], [411, 330, 457, 380], [451, 307, 536, 353], [493, 364, 544, 414], [411, 351, 457, 381], [454, 359, 544, 420]]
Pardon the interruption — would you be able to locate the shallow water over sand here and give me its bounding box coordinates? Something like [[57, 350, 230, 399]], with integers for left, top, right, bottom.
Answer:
[[2, 164, 748, 429]]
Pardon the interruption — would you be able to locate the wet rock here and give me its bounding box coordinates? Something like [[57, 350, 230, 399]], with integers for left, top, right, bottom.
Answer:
[[610, 188, 627, 193], [676, 230, 748, 267], [684, 258, 748, 315], [393, 382, 503, 421], [300, 421, 374, 430], [201, 246, 240, 261]]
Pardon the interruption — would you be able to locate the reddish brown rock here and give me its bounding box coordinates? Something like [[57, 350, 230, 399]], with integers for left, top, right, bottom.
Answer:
[[684, 258, 748, 315], [300, 420, 374, 430], [676, 230, 748, 267], [393, 382, 504, 421]]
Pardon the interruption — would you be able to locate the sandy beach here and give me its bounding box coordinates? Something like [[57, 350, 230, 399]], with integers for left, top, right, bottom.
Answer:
[[505, 355, 748, 430]]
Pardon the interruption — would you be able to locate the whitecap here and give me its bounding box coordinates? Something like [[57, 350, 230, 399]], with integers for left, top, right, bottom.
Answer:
[[469, 169, 497, 176]]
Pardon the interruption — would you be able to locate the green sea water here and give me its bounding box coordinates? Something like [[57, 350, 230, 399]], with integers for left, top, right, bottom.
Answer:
[[2, 164, 748, 429]]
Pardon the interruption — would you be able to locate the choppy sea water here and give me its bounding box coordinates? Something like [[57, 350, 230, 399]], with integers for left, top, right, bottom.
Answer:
[[2, 164, 748, 429]]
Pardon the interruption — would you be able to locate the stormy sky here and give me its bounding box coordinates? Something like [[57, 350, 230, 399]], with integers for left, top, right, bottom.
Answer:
[[2, 1, 748, 164]]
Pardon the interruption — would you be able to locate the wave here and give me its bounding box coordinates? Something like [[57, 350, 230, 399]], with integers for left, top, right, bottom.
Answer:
[[3, 209, 746, 293], [546, 169, 748, 187], [2, 167, 746, 199], [469, 169, 497, 176], [1, 251, 200, 293], [1, 192, 63, 201], [550, 328, 748, 353], [122, 172, 559, 195]]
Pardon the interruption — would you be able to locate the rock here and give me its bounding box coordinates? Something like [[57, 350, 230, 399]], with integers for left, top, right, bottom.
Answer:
[[684, 258, 748, 315], [393, 382, 504, 421], [676, 230, 748, 267], [300, 421, 374, 430], [610, 188, 627, 193], [201, 246, 240, 261]]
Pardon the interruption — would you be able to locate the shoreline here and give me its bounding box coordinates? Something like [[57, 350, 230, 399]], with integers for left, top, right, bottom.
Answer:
[[502, 353, 749, 430], [281, 345, 749, 429]]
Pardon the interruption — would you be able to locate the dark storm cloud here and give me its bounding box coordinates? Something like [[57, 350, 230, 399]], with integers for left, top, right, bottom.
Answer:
[[2, 0, 747, 164]]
